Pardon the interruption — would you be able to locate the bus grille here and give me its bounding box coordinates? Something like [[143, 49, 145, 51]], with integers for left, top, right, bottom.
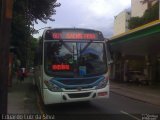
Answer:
[[68, 92, 91, 98], [56, 76, 102, 85], [64, 86, 93, 90]]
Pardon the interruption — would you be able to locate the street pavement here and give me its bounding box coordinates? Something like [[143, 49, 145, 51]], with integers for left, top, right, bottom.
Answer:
[[7, 75, 160, 120], [7, 76, 39, 114]]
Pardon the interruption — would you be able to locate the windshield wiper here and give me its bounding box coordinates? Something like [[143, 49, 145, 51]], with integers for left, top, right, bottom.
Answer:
[[80, 41, 92, 54], [60, 40, 73, 53]]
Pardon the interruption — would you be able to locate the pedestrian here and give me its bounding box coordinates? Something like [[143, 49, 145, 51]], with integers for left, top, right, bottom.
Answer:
[[17, 68, 22, 82], [17, 67, 26, 82]]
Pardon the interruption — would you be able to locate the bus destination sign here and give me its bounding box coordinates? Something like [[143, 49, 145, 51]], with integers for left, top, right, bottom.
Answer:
[[52, 33, 96, 40], [45, 29, 103, 40]]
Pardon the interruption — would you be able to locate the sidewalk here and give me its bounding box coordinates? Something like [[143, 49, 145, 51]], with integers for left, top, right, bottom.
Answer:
[[8, 76, 40, 114], [110, 81, 160, 106]]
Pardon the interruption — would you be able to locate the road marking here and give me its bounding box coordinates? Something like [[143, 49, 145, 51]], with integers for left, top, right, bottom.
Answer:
[[36, 92, 45, 120], [120, 110, 141, 120]]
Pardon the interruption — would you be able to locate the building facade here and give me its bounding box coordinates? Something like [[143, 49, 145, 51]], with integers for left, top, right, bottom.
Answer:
[[113, 10, 131, 36], [131, 0, 158, 17], [110, 21, 160, 85], [111, 0, 160, 85], [113, 0, 159, 37]]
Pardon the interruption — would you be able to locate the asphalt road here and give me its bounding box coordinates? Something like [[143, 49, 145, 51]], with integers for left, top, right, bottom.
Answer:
[[39, 92, 160, 120]]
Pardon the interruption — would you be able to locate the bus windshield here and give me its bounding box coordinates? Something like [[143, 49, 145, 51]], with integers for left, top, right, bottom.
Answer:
[[44, 41, 107, 77]]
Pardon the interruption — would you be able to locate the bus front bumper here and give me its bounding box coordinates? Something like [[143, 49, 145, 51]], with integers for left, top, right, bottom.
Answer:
[[43, 85, 109, 105]]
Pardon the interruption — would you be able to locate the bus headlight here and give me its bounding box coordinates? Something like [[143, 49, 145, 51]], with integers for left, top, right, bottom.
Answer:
[[96, 77, 108, 89], [44, 80, 62, 92]]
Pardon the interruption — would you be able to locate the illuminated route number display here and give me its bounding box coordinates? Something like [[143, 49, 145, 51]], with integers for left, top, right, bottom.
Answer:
[[52, 64, 70, 71]]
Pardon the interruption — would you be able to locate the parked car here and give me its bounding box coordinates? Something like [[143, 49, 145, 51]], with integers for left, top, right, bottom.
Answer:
[[126, 71, 148, 85]]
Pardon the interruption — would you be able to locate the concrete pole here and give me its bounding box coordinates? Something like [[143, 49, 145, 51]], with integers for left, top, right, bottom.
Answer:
[[159, 0, 160, 19], [0, 0, 13, 114]]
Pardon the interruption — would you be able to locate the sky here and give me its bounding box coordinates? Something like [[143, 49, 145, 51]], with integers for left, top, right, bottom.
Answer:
[[34, 0, 131, 38]]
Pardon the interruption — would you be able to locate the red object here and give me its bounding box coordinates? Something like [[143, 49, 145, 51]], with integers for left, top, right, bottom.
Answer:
[[65, 33, 96, 39], [98, 92, 108, 96], [17, 68, 28, 78], [52, 32, 96, 40], [52, 33, 61, 39], [24, 69, 29, 77], [52, 64, 70, 70]]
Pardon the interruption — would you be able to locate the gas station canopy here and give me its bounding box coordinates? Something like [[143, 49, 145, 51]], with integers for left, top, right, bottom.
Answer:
[[109, 20, 160, 56]]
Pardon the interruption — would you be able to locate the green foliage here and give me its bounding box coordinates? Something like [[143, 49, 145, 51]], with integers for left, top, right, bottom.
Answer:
[[129, 1, 159, 29], [128, 17, 143, 29], [11, 0, 28, 66], [27, 37, 38, 66], [11, 0, 60, 67], [27, 0, 60, 24], [142, 1, 159, 23]]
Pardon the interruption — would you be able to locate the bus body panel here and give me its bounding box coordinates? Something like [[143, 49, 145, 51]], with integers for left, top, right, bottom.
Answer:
[[34, 65, 44, 96]]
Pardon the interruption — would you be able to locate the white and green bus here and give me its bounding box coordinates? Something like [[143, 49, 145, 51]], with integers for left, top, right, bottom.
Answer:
[[34, 28, 111, 105]]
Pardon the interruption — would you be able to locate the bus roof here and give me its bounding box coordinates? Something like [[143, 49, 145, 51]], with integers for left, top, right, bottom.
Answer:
[[45, 28, 101, 31]]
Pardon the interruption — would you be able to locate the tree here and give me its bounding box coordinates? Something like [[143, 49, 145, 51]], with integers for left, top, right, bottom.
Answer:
[[129, 17, 143, 29], [11, 0, 30, 66], [27, 36, 38, 66], [27, 0, 61, 25], [129, 1, 159, 29], [11, 0, 60, 66], [142, 1, 159, 23], [140, 0, 157, 9]]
